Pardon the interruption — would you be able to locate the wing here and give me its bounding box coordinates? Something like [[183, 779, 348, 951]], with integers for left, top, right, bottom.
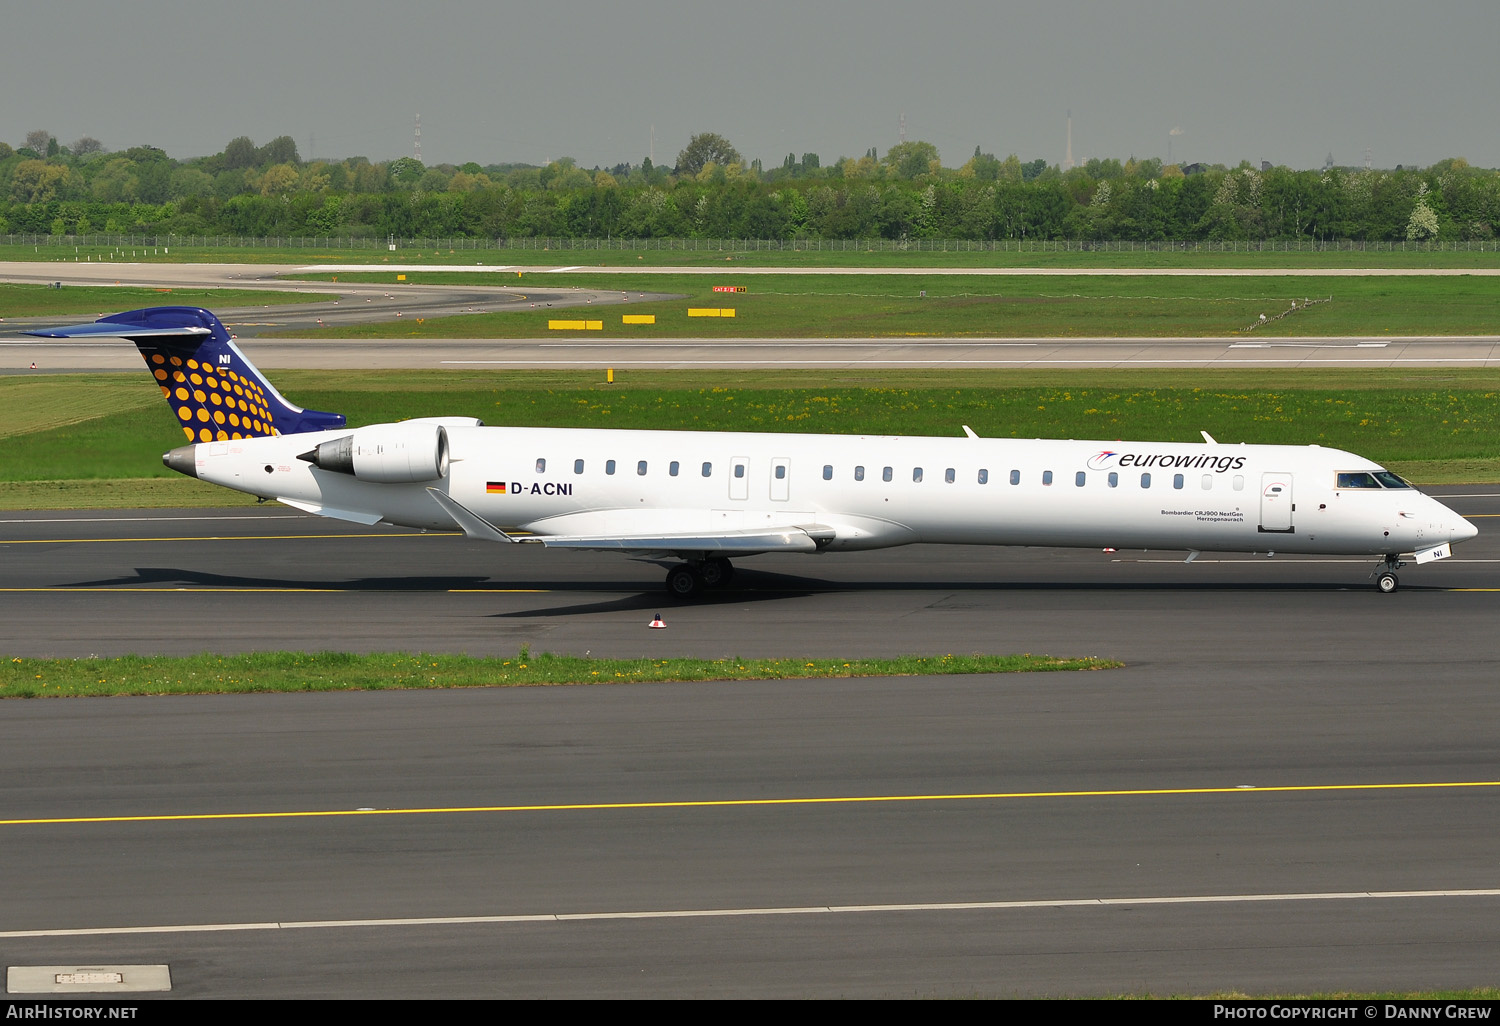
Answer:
[[426, 488, 830, 556]]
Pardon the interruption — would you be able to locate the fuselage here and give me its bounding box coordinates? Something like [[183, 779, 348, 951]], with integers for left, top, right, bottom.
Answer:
[[178, 424, 1477, 558]]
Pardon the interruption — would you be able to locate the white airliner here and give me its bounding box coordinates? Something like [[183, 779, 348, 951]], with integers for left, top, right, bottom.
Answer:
[[29, 307, 1478, 596]]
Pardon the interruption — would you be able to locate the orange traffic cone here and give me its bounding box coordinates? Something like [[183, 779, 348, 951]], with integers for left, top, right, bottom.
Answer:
[[648, 613, 666, 629]]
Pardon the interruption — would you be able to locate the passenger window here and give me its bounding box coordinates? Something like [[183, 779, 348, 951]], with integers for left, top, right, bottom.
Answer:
[[1201, 474, 1213, 490], [945, 468, 956, 484], [882, 467, 893, 482], [854, 465, 865, 481], [1042, 471, 1053, 486], [574, 459, 584, 474], [734, 464, 745, 479], [606, 460, 616, 475], [978, 469, 989, 484], [702, 462, 712, 477], [1173, 473, 1184, 489], [1108, 472, 1118, 488], [1009, 469, 1020, 485], [775, 465, 786, 480], [670, 461, 680, 477], [1141, 472, 1151, 488], [1232, 475, 1244, 491], [638, 460, 648, 476], [1075, 471, 1086, 487], [823, 465, 833, 481], [912, 467, 923, 483], [536, 458, 546, 473]]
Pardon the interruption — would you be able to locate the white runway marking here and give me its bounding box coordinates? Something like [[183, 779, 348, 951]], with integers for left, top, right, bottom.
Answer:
[[6, 888, 1500, 939]]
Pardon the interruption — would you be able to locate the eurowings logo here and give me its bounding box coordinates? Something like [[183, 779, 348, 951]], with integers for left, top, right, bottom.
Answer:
[[1099, 451, 1249, 473]]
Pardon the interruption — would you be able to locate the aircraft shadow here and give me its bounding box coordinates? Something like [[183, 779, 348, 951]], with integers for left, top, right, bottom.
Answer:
[[62, 567, 1434, 604], [492, 583, 810, 618], [67, 566, 499, 592]]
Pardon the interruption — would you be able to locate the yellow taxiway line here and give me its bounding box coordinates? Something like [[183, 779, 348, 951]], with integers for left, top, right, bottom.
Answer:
[[6, 779, 1499, 828]]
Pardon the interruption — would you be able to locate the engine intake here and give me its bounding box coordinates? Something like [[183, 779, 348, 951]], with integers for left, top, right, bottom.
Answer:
[[298, 423, 450, 483]]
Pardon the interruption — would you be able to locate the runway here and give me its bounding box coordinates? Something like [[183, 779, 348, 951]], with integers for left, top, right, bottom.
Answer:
[[9, 335, 1500, 372], [2, 499, 1499, 996]]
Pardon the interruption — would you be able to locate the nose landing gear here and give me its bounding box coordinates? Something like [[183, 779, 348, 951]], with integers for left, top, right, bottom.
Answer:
[[1372, 554, 1406, 594]]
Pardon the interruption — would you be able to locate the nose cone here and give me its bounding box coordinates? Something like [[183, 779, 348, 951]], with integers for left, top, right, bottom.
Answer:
[[1456, 516, 1479, 543], [162, 444, 199, 479]]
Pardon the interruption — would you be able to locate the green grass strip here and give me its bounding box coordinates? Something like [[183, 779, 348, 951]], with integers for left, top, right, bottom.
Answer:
[[1, 651, 1117, 698]]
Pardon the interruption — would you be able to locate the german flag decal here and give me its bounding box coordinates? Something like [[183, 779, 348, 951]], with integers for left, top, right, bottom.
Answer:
[[486, 482, 508, 494]]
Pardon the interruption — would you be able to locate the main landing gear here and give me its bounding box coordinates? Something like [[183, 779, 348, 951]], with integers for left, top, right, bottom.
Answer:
[[1372, 554, 1406, 594], [665, 558, 735, 599]]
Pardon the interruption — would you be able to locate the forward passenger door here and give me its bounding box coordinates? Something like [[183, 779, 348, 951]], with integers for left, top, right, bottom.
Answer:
[[1259, 473, 1294, 533]]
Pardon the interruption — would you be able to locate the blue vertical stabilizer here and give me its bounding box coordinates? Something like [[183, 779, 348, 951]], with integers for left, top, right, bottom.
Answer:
[[26, 306, 345, 439]]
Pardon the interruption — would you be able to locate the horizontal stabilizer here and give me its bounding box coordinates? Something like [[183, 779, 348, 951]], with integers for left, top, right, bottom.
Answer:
[[25, 321, 212, 341]]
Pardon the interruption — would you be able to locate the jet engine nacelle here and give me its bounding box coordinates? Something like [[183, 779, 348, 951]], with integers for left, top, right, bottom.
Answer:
[[299, 422, 450, 483]]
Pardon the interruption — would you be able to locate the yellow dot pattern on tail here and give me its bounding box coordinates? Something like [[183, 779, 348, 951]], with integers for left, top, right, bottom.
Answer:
[[149, 351, 278, 441]]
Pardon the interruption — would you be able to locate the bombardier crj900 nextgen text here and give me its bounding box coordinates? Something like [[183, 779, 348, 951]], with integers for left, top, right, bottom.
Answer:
[[30, 307, 1478, 596]]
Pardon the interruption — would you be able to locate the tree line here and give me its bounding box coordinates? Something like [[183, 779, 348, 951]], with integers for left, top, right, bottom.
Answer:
[[2, 130, 1495, 243]]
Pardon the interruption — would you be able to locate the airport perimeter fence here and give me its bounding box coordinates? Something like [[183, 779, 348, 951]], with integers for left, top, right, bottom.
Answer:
[[4, 234, 1500, 255]]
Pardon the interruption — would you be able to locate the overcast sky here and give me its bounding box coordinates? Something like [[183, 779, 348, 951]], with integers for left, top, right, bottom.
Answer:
[[5, 1, 1497, 171]]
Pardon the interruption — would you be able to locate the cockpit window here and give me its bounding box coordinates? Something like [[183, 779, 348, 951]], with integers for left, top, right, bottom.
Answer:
[[1373, 471, 1413, 489], [1336, 472, 1382, 489]]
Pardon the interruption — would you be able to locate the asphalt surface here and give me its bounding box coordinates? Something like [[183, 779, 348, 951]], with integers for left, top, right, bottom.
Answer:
[[11, 334, 1500, 372], [2, 497, 1498, 997]]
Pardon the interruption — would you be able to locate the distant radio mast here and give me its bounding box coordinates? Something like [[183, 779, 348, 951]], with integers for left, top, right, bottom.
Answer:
[[414, 113, 421, 162], [1063, 110, 1074, 171], [899, 112, 906, 144]]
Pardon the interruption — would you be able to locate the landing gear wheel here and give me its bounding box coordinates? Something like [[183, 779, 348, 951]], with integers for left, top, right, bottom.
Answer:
[[665, 565, 702, 599], [1376, 571, 1399, 594], [698, 558, 734, 588]]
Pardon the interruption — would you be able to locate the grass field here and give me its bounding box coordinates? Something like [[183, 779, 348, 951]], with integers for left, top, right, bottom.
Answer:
[[0, 650, 1115, 698], [2, 368, 1496, 508], [0, 283, 331, 318], [8, 239, 1500, 269], [279, 271, 1500, 339]]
